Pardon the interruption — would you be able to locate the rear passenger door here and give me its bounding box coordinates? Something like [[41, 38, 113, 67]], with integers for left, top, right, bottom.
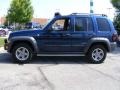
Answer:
[[71, 17, 95, 52]]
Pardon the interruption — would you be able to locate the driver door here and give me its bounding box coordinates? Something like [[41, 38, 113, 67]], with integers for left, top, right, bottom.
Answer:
[[38, 18, 72, 53]]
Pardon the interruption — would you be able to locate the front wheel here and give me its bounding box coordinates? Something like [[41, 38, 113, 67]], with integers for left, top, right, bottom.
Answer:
[[86, 45, 107, 64], [12, 43, 33, 63]]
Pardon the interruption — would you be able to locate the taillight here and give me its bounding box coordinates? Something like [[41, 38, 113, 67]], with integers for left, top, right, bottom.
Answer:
[[112, 34, 119, 42]]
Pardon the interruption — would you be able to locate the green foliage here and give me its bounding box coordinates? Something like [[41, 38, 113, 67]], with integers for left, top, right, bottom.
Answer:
[[0, 38, 5, 47], [7, 0, 34, 24], [111, 0, 120, 10], [114, 14, 120, 33], [111, 0, 120, 33]]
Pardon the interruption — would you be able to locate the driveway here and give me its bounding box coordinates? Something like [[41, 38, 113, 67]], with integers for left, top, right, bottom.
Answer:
[[0, 47, 120, 90]]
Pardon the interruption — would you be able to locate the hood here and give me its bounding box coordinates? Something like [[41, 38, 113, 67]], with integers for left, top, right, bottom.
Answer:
[[9, 29, 42, 39]]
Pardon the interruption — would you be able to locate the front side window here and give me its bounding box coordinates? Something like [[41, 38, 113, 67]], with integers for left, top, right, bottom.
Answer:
[[97, 18, 111, 31], [75, 17, 93, 31], [52, 18, 70, 31]]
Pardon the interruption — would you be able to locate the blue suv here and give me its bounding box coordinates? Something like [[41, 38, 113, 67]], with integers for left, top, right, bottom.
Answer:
[[4, 13, 118, 63]]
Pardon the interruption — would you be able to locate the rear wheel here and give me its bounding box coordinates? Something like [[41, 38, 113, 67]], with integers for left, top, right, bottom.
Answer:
[[12, 43, 33, 63], [86, 45, 107, 64]]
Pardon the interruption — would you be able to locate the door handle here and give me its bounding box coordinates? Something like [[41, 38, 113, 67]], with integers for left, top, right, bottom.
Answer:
[[62, 34, 71, 37], [66, 34, 71, 36], [87, 33, 95, 36]]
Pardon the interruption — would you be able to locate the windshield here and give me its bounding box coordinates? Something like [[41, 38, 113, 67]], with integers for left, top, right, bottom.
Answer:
[[42, 19, 52, 29]]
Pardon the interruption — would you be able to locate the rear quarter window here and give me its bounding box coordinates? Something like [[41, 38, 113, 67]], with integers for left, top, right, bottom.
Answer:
[[97, 18, 111, 31]]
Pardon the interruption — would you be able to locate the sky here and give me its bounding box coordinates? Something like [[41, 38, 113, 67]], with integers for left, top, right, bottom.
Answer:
[[0, 0, 116, 20]]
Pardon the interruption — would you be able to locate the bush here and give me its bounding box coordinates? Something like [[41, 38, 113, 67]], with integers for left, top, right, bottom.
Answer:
[[114, 14, 120, 35], [0, 38, 5, 47]]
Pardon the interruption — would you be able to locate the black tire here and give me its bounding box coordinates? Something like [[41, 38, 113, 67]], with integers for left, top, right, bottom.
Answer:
[[86, 45, 107, 64], [12, 43, 33, 63]]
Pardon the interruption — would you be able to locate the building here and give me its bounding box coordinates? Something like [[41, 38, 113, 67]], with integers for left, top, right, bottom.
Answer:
[[32, 18, 48, 26], [0, 17, 48, 26], [0, 17, 6, 25]]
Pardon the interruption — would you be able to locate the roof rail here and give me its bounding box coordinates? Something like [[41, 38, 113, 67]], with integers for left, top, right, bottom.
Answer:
[[93, 14, 107, 17], [71, 13, 90, 15], [71, 13, 107, 17]]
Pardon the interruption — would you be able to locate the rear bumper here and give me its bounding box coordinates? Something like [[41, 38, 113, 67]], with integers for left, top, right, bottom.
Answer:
[[110, 42, 117, 52]]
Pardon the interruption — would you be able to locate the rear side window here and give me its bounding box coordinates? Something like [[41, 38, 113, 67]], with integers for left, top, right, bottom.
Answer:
[[97, 18, 111, 31], [75, 17, 93, 31]]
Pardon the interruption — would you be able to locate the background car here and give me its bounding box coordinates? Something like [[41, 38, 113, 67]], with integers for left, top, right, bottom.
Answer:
[[25, 22, 42, 30], [0, 29, 6, 36], [0, 26, 12, 37]]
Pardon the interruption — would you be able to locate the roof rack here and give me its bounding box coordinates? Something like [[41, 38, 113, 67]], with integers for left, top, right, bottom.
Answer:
[[71, 13, 107, 17]]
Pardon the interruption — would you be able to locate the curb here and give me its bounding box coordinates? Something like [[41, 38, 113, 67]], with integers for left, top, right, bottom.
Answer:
[[0, 47, 4, 49]]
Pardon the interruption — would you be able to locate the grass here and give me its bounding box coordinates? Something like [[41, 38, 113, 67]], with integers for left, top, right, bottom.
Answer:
[[0, 37, 5, 47]]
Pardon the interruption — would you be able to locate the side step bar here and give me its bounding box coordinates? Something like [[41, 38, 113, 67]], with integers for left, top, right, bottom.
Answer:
[[37, 54, 85, 57]]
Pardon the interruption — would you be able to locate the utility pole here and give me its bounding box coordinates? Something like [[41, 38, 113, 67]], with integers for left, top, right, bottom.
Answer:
[[90, 0, 94, 13], [0, 16, 1, 25], [107, 8, 112, 14]]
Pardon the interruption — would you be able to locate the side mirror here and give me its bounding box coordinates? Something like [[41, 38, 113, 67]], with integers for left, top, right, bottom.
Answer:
[[47, 28, 52, 33]]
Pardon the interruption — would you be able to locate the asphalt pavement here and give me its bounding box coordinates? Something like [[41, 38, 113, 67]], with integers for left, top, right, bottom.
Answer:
[[0, 47, 120, 90]]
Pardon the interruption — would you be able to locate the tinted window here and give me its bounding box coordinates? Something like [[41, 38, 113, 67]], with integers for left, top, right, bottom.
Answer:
[[97, 18, 111, 31], [75, 17, 93, 31]]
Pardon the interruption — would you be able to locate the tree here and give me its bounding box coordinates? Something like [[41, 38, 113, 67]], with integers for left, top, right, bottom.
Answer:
[[111, 0, 120, 10], [6, 0, 34, 28], [111, 0, 120, 33]]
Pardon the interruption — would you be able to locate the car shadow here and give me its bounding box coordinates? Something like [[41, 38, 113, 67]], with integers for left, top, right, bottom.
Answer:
[[31, 56, 87, 64], [0, 53, 13, 64], [0, 53, 88, 65]]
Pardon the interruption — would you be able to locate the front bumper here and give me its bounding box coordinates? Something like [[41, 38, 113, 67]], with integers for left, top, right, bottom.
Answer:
[[4, 39, 9, 51]]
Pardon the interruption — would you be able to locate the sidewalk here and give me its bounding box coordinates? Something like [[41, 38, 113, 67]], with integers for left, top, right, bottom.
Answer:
[[0, 47, 4, 53]]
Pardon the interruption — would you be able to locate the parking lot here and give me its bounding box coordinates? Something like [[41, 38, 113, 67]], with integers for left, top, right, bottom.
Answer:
[[0, 47, 120, 90]]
